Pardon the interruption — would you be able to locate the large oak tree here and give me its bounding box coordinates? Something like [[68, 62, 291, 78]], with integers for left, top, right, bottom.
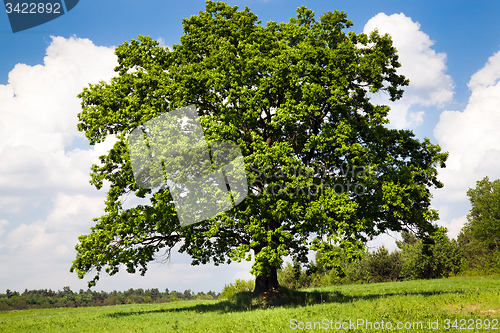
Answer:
[[71, 1, 448, 294]]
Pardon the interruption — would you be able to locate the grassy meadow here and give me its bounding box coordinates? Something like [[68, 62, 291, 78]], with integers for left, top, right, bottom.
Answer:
[[0, 275, 499, 332]]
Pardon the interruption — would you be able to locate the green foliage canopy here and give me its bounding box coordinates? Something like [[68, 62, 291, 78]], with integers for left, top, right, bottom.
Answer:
[[70, 1, 448, 291]]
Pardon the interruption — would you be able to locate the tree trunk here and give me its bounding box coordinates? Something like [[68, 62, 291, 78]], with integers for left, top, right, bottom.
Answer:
[[253, 266, 279, 295]]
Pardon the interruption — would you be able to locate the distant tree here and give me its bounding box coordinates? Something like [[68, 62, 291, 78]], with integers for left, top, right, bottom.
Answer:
[[144, 290, 152, 303], [5, 289, 19, 299], [124, 288, 134, 297], [169, 290, 179, 301], [396, 231, 418, 248], [62, 286, 73, 296], [278, 261, 313, 290], [183, 289, 192, 300], [458, 224, 492, 273], [455, 176, 500, 274], [149, 288, 160, 301], [399, 227, 461, 280], [366, 246, 402, 283], [466, 176, 500, 252], [206, 290, 219, 300], [71, 1, 447, 295], [219, 279, 255, 299]]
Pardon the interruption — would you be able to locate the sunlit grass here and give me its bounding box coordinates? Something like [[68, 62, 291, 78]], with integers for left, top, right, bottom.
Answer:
[[1, 275, 499, 332]]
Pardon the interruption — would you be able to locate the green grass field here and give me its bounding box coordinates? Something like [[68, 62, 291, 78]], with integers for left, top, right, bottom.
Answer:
[[1, 275, 499, 332]]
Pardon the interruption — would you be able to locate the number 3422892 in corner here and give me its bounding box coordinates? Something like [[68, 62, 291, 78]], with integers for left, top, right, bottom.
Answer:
[[5, 2, 62, 14], [3, 1, 79, 33]]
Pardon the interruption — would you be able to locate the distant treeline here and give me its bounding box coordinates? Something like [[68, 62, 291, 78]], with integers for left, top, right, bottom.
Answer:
[[212, 220, 500, 301], [277, 226, 500, 290], [0, 287, 220, 311]]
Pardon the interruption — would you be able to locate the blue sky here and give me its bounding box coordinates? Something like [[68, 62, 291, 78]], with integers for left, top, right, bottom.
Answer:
[[1, 0, 500, 294]]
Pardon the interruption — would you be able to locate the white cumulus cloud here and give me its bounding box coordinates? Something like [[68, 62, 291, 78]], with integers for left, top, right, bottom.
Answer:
[[364, 13, 454, 128], [468, 49, 500, 89], [0, 219, 8, 237], [432, 46, 500, 234], [0, 36, 118, 291], [0, 36, 118, 195]]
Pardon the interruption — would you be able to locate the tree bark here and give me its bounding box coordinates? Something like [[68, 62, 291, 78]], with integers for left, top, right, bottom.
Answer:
[[253, 266, 279, 295]]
